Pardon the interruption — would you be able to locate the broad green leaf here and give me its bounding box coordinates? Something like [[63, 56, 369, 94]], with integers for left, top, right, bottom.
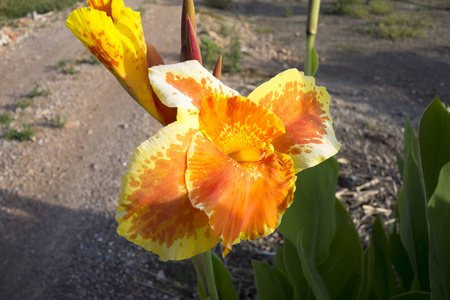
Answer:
[[284, 238, 310, 300], [297, 233, 331, 300], [252, 260, 294, 300], [317, 199, 363, 300], [278, 157, 339, 264], [363, 216, 400, 300], [418, 96, 450, 200], [274, 245, 286, 272], [389, 291, 431, 300], [404, 115, 419, 163], [357, 248, 370, 299], [396, 152, 404, 178], [428, 162, 450, 299], [210, 252, 238, 300], [397, 150, 430, 291], [388, 223, 414, 292]]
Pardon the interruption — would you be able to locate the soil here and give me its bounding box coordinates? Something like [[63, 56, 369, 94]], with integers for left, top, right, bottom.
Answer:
[[0, 0, 449, 299]]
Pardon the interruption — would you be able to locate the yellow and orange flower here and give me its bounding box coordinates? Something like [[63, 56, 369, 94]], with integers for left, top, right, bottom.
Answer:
[[116, 60, 341, 261], [66, 0, 175, 125]]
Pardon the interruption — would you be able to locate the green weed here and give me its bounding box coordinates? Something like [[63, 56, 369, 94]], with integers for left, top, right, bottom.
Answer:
[[0, 112, 11, 126], [284, 5, 294, 17], [369, 1, 393, 16], [28, 83, 51, 98], [29, 83, 41, 97], [0, 0, 81, 19], [337, 44, 363, 52], [366, 13, 434, 40], [4, 123, 36, 141], [67, 64, 78, 75], [56, 60, 67, 69], [349, 5, 370, 18], [196, 9, 225, 21], [223, 34, 242, 75], [331, 0, 361, 15], [200, 37, 221, 68], [255, 27, 275, 34], [50, 114, 67, 128], [17, 98, 34, 109], [220, 23, 229, 38]]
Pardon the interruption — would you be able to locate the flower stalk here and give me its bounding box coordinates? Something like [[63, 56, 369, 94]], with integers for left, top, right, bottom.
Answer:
[[305, 0, 321, 76], [192, 250, 219, 300]]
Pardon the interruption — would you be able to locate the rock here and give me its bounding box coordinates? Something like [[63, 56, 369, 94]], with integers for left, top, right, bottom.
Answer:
[[156, 270, 166, 282]]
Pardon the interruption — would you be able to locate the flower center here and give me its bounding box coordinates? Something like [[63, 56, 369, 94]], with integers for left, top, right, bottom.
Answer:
[[228, 146, 264, 162]]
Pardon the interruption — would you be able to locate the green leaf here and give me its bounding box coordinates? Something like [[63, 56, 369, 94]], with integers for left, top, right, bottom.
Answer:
[[252, 260, 294, 300], [296, 233, 331, 300], [357, 248, 370, 299], [396, 152, 404, 177], [404, 115, 419, 163], [363, 216, 400, 300], [274, 245, 286, 272], [397, 150, 430, 291], [210, 252, 238, 300], [283, 238, 310, 300], [317, 199, 363, 300], [278, 157, 339, 264], [388, 223, 414, 292], [418, 96, 450, 200], [389, 291, 431, 300], [428, 162, 450, 299]]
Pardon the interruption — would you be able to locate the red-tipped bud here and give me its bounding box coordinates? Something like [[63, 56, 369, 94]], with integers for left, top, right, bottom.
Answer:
[[186, 15, 202, 64], [213, 54, 222, 80], [181, 0, 196, 61], [146, 42, 165, 68]]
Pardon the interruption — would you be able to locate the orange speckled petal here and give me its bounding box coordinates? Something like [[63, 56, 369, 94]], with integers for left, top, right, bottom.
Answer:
[[66, 6, 163, 123], [116, 115, 220, 261], [87, 0, 112, 17], [149, 60, 239, 113], [199, 94, 285, 155], [248, 69, 341, 173], [186, 132, 296, 256]]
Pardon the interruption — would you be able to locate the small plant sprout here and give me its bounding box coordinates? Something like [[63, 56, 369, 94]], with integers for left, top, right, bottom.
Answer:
[[5, 123, 36, 142], [0, 112, 12, 126], [17, 98, 34, 110], [50, 114, 67, 129]]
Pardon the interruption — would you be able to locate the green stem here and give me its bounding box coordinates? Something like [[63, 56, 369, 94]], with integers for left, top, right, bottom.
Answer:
[[305, 35, 316, 76], [305, 0, 321, 76], [192, 250, 219, 300]]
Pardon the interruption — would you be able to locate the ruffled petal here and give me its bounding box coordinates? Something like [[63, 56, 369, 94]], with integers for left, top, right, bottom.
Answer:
[[116, 116, 220, 261], [248, 69, 341, 173], [87, 0, 113, 17], [66, 5, 163, 123], [149, 60, 239, 113], [186, 132, 296, 255], [199, 94, 285, 155]]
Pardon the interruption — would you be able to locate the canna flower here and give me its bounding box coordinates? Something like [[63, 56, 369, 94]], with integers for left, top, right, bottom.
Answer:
[[116, 60, 340, 261], [65, 0, 175, 125]]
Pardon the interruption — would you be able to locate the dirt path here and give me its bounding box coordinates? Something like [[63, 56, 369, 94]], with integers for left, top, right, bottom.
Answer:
[[1, 0, 449, 299], [0, 1, 185, 299]]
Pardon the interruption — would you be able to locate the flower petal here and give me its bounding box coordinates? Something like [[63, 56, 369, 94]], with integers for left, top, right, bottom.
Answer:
[[149, 60, 239, 112], [199, 94, 285, 155], [186, 132, 296, 255], [116, 116, 220, 261], [248, 69, 341, 173], [66, 5, 164, 123]]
